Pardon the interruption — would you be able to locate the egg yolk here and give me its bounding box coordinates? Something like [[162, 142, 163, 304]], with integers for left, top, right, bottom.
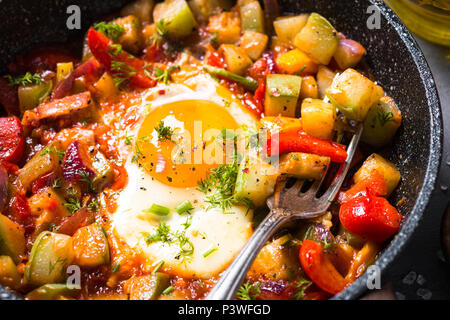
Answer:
[[135, 100, 239, 188]]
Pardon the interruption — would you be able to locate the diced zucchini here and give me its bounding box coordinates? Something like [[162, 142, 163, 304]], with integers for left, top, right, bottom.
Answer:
[[18, 80, 53, 113], [93, 72, 119, 100], [316, 65, 336, 99], [239, 31, 268, 61], [208, 12, 241, 44], [91, 151, 114, 191], [56, 62, 74, 83], [239, 1, 265, 33], [278, 152, 330, 180], [0, 255, 21, 290], [264, 74, 302, 117], [25, 283, 80, 300], [17, 142, 62, 191], [353, 153, 401, 196], [293, 13, 339, 65], [153, 0, 198, 38], [362, 96, 402, 147], [124, 273, 170, 300], [234, 154, 278, 207], [0, 214, 25, 264], [24, 231, 74, 287], [300, 75, 319, 100], [273, 14, 309, 43], [219, 44, 252, 75], [72, 223, 110, 268], [301, 98, 336, 140], [276, 48, 318, 75], [326, 68, 384, 121], [120, 0, 155, 24], [113, 15, 143, 54], [188, 0, 221, 23]]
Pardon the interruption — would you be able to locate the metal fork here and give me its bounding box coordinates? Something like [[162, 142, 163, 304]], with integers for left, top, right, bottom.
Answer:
[[206, 124, 363, 300]]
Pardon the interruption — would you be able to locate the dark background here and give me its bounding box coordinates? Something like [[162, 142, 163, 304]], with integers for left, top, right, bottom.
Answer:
[[385, 37, 450, 300]]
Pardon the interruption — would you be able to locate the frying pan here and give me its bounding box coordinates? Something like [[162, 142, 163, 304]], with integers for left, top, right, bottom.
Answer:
[[0, 0, 442, 300]]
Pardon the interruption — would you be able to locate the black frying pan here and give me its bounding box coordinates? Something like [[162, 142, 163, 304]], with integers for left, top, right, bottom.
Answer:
[[0, 0, 442, 300]]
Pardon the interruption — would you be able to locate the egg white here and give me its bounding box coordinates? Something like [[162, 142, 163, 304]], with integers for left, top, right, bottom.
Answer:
[[111, 74, 259, 278]]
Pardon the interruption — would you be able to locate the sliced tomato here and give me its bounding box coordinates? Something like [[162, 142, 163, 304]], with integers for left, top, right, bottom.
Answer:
[[0, 116, 24, 163]]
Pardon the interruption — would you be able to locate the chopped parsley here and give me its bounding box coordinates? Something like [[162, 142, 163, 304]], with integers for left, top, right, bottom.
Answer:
[[5, 72, 43, 87], [236, 281, 261, 300], [155, 120, 174, 142], [93, 21, 125, 42]]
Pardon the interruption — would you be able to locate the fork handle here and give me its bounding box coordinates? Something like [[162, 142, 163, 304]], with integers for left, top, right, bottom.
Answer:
[[205, 208, 291, 300]]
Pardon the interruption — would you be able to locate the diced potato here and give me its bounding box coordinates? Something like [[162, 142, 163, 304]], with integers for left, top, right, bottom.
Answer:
[[276, 48, 318, 75], [234, 153, 278, 208], [208, 12, 241, 44], [354, 153, 401, 195], [124, 273, 170, 300], [56, 62, 74, 83], [0, 215, 25, 264], [18, 80, 53, 113], [113, 15, 143, 54], [301, 98, 336, 140], [28, 187, 71, 236], [248, 235, 300, 281], [316, 65, 336, 99], [26, 283, 80, 300], [293, 13, 339, 65], [153, 0, 198, 38], [219, 44, 252, 75], [239, 1, 265, 33], [273, 14, 309, 43], [0, 255, 21, 290], [278, 152, 330, 180], [362, 96, 402, 147], [326, 68, 384, 121], [239, 30, 268, 61], [260, 116, 302, 133], [264, 74, 302, 117], [24, 231, 74, 287], [120, 0, 155, 24], [72, 223, 110, 268], [188, 0, 221, 23], [93, 72, 119, 100], [333, 39, 366, 70], [300, 75, 319, 100], [91, 151, 114, 191]]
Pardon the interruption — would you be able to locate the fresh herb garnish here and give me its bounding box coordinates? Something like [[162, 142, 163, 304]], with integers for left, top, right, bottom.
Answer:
[[40, 145, 65, 160], [156, 19, 168, 38], [152, 65, 180, 84], [112, 263, 120, 273], [111, 61, 136, 87], [162, 286, 174, 295], [64, 189, 83, 214], [124, 134, 134, 146], [5, 72, 43, 87], [88, 198, 101, 213], [152, 260, 165, 273], [236, 281, 261, 300], [78, 170, 96, 193], [377, 110, 394, 126], [175, 200, 194, 215], [294, 278, 312, 300], [93, 21, 125, 42], [155, 120, 174, 142], [143, 204, 171, 216], [322, 237, 337, 254], [202, 245, 218, 258]]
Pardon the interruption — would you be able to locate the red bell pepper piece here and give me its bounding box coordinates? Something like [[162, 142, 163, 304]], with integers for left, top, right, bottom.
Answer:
[[10, 193, 31, 220], [0, 78, 20, 115], [299, 240, 349, 295], [339, 191, 402, 242], [30, 172, 57, 194], [0, 116, 25, 163], [341, 170, 387, 202], [265, 128, 348, 163], [87, 28, 156, 88]]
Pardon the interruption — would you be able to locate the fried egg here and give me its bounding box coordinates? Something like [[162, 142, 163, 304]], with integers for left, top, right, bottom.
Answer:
[[112, 73, 259, 279]]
